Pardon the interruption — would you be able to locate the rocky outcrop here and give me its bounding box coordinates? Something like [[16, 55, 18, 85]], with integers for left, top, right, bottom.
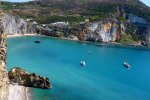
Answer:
[[85, 22, 117, 42], [8, 67, 51, 89], [2, 14, 37, 35], [37, 21, 118, 42], [0, 11, 9, 100], [37, 22, 70, 37]]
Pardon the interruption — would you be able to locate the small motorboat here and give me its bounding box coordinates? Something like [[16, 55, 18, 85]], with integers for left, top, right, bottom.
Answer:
[[34, 40, 40, 44], [80, 61, 86, 67], [88, 52, 91, 54], [123, 62, 131, 69]]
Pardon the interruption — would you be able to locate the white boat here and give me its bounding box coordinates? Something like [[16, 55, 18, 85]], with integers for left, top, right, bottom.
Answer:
[[80, 61, 86, 66], [123, 62, 131, 69]]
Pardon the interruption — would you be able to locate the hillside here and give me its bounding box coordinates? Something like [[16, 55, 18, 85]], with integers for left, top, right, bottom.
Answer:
[[1, 0, 150, 24]]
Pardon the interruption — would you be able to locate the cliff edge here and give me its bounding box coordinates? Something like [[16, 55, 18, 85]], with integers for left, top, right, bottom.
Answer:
[[0, 10, 9, 100]]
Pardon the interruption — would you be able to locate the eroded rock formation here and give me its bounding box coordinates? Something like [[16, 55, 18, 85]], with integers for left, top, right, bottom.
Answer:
[[2, 14, 37, 35], [0, 11, 9, 100], [8, 67, 51, 89], [85, 22, 118, 42], [36, 21, 118, 42]]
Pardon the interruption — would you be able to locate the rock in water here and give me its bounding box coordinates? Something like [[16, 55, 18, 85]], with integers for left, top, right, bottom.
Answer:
[[8, 67, 51, 89]]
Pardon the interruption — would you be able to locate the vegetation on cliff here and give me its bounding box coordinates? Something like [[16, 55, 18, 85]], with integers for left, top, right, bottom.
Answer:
[[2, 0, 150, 23], [120, 33, 134, 45]]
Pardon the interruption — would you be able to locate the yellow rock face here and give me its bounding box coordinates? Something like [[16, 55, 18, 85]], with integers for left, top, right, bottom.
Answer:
[[1, 34, 7, 39], [103, 22, 112, 32]]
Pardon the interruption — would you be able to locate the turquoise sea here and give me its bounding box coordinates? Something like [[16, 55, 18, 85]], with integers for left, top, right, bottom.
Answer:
[[7, 36, 150, 100]]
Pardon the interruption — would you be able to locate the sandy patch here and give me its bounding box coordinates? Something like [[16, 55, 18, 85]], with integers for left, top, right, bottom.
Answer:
[[8, 84, 32, 100], [7, 33, 36, 38]]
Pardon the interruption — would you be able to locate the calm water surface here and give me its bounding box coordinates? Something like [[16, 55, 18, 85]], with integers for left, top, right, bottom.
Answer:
[[7, 36, 150, 100]]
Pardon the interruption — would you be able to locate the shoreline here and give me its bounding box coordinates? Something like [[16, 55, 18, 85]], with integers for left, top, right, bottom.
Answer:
[[7, 33, 37, 38], [6, 33, 147, 48]]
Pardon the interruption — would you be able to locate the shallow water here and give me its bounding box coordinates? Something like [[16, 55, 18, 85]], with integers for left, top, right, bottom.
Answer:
[[7, 36, 150, 100]]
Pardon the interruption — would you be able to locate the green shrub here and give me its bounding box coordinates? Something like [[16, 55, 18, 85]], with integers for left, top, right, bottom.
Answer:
[[120, 33, 134, 45], [38, 16, 84, 24]]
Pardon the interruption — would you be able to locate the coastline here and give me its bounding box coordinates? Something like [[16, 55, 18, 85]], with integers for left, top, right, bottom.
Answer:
[[7, 33, 37, 38], [6, 33, 145, 48], [8, 84, 32, 100]]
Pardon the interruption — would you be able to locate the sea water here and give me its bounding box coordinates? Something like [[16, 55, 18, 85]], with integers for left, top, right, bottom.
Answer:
[[7, 36, 150, 100]]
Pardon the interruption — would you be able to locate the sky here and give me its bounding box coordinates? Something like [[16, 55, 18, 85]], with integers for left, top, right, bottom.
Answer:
[[1, 0, 150, 7], [140, 0, 150, 6]]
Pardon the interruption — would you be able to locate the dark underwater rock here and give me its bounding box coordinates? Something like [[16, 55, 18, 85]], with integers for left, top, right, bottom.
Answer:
[[8, 67, 51, 89]]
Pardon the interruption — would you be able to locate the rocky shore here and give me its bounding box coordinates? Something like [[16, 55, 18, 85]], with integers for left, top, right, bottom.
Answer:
[[7, 67, 51, 100], [8, 67, 51, 89]]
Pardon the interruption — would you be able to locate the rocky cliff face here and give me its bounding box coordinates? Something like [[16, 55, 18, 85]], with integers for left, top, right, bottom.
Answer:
[[85, 22, 117, 42], [0, 11, 9, 100], [36, 21, 119, 42], [37, 22, 70, 37], [145, 27, 150, 45], [2, 14, 36, 35], [1, 12, 150, 44]]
